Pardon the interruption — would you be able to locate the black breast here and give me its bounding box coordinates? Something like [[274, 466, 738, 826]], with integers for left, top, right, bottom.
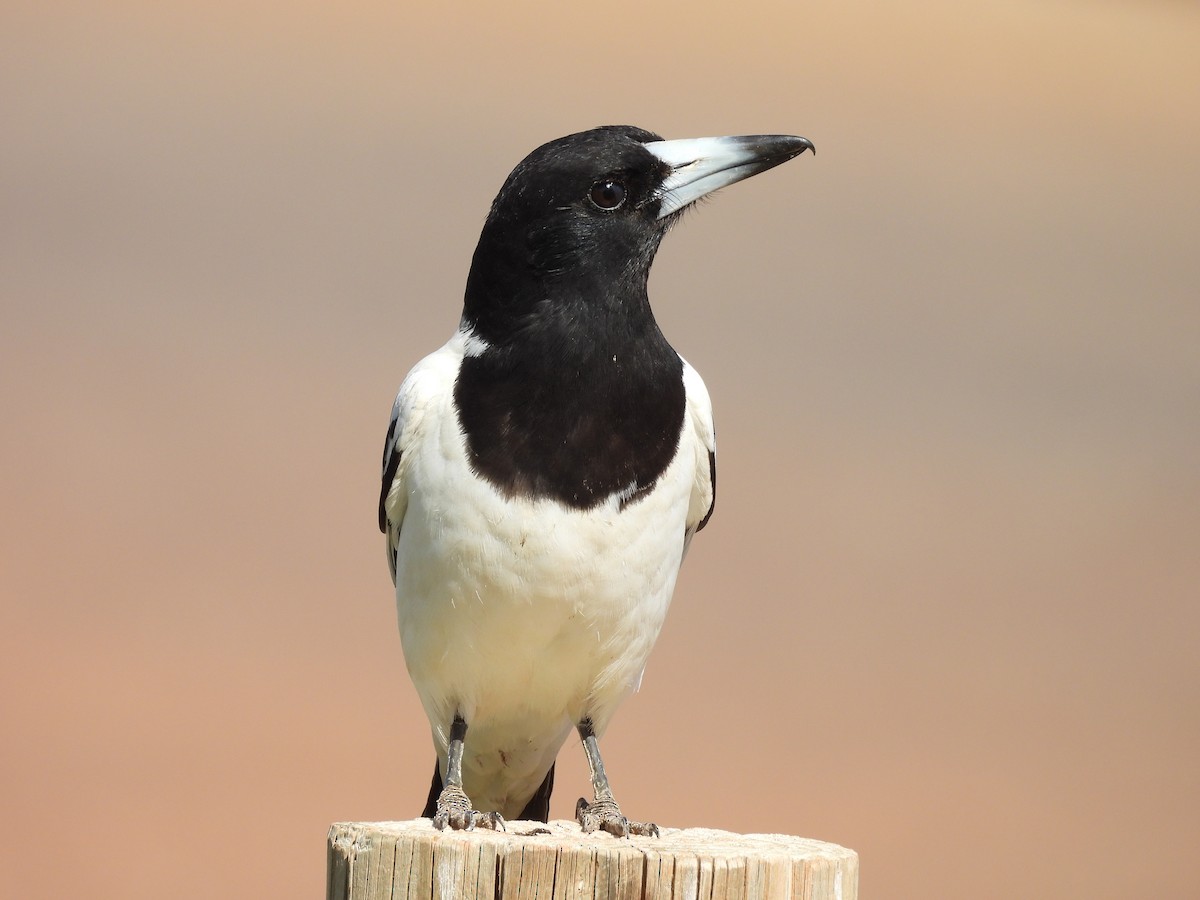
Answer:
[[454, 337, 686, 511]]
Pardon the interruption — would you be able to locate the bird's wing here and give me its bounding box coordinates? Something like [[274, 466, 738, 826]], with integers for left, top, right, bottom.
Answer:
[[681, 360, 716, 547], [378, 356, 442, 584]]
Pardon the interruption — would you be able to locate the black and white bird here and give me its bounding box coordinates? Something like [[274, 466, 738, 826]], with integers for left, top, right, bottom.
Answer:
[[379, 125, 812, 836]]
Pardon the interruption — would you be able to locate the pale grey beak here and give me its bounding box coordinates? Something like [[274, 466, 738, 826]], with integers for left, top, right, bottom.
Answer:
[[644, 134, 814, 219]]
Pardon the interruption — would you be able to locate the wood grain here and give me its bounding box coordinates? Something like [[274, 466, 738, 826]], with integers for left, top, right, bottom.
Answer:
[[328, 820, 857, 900]]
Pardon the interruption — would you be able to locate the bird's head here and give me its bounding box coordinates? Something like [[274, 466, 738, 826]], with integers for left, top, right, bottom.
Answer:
[[462, 125, 813, 342]]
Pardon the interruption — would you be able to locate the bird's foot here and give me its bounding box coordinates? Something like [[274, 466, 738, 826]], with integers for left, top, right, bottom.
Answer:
[[576, 796, 659, 838], [431, 784, 505, 832]]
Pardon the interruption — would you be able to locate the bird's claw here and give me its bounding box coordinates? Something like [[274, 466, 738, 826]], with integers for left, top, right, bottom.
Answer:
[[431, 784, 505, 832], [576, 796, 659, 838]]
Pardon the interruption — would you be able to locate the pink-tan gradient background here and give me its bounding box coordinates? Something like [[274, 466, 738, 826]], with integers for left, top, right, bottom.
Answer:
[[2, 1, 1197, 896]]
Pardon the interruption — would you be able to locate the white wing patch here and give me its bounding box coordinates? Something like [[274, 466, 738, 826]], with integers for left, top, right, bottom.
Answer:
[[681, 359, 716, 546], [380, 333, 468, 583]]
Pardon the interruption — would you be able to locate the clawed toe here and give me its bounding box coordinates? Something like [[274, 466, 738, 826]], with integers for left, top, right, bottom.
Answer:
[[431, 785, 505, 832], [576, 796, 659, 838], [432, 807, 505, 831]]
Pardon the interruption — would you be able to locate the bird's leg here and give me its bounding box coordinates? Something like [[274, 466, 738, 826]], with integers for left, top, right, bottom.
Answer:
[[574, 718, 659, 837], [431, 714, 505, 831]]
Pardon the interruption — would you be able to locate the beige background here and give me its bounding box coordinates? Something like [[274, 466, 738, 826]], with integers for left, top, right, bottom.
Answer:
[[2, 1, 1197, 897]]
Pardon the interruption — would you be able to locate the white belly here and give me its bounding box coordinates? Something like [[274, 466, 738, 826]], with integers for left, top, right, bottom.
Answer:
[[393, 389, 694, 816]]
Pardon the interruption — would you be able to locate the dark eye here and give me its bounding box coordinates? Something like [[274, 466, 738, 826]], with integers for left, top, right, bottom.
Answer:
[[589, 179, 626, 210]]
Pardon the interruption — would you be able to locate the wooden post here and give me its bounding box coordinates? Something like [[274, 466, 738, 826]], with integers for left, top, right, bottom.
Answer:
[[327, 819, 858, 900]]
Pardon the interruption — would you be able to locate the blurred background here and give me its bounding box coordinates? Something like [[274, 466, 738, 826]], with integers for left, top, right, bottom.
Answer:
[[2, 0, 1197, 896]]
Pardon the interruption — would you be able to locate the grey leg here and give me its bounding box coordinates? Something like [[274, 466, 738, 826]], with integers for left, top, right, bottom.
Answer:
[[574, 718, 659, 837], [431, 714, 505, 831]]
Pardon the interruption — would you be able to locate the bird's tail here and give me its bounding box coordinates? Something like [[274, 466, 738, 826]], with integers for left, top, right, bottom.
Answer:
[[518, 762, 554, 822]]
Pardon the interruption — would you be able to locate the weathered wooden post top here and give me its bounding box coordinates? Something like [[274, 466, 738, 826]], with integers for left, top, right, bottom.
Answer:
[[328, 819, 858, 900]]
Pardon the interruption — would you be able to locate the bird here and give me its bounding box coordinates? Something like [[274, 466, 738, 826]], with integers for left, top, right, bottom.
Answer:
[[378, 125, 813, 836]]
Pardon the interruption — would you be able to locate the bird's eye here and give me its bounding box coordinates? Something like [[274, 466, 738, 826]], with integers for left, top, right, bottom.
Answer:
[[588, 179, 627, 210]]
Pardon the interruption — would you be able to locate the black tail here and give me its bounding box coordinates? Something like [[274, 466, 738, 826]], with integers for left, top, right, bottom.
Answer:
[[518, 762, 554, 822], [421, 761, 443, 818], [420, 760, 555, 822]]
